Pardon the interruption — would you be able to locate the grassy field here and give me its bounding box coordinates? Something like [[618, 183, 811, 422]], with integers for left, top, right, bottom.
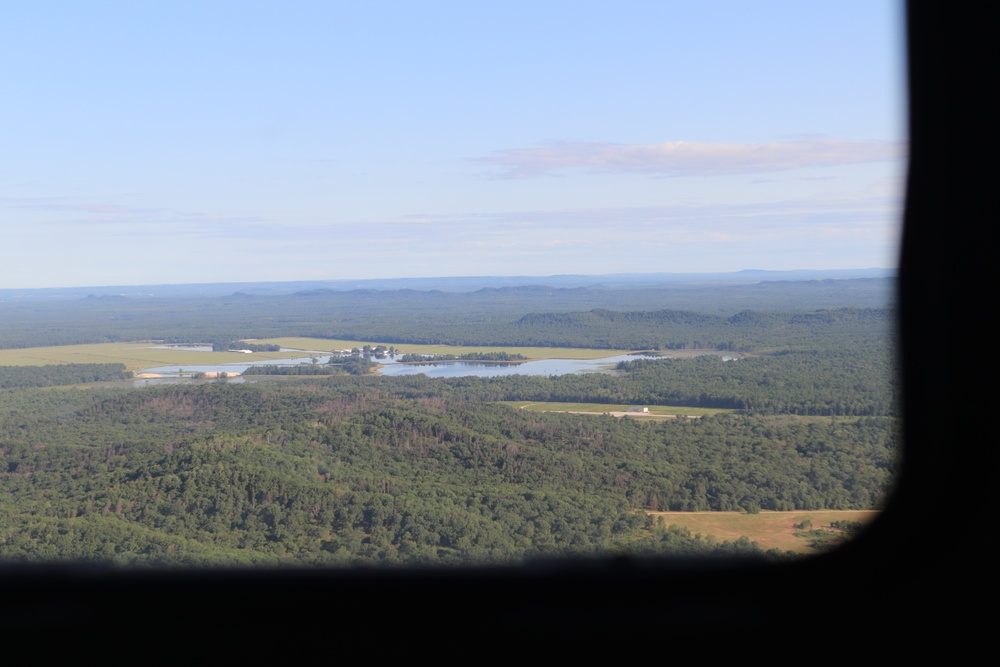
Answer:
[[0, 339, 640, 372], [0, 343, 311, 371], [504, 401, 735, 418], [646, 510, 880, 554]]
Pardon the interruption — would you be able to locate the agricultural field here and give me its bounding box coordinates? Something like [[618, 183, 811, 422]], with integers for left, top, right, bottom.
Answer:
[[0, 342, 307, 371], [646, 510, 880, 554]]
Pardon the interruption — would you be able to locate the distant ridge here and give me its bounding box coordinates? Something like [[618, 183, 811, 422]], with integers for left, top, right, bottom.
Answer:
[[0, 268, 895, 302]]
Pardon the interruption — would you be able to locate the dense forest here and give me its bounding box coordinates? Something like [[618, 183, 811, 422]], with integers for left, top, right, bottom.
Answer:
[[0, 363, 132, 389], [0, 381, 894, 566], [0, 279, 896, 566]]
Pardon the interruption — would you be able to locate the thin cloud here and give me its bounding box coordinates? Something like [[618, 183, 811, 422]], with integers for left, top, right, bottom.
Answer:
[[386, 188, 899, 233], [475, 139, 904, 179], [4, 198, 265, 233]]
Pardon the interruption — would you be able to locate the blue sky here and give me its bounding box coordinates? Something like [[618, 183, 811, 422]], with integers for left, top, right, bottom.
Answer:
[[0, 1, 905, 288]]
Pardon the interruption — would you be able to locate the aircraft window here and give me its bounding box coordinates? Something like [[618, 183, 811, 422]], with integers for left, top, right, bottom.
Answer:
[[0, 2, 903, 567]]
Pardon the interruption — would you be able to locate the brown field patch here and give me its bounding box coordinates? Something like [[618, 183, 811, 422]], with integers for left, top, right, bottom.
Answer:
[[646, 509, 880, 554]]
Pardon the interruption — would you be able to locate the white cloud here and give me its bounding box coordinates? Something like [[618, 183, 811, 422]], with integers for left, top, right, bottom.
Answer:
[[475, 139, 904, 179]]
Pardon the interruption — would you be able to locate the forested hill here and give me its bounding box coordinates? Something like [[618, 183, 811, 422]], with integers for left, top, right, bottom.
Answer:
[[0, 270, 894, 301], [504, 307, 891, 350], [0, 293, 895, 351], [0, 381, 895, 566], [0, 276, 896, 566], [0, 277, 892, 350]]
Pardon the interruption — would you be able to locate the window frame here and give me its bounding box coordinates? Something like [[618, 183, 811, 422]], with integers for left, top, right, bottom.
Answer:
[[0, 0, 988, 635]]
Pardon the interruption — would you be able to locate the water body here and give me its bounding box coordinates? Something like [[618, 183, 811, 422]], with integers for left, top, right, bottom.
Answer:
[[133, 351, 738, 384], [137, 353, 657, 380], [138, 349, 336, 377], [376, 353, 661, 378]]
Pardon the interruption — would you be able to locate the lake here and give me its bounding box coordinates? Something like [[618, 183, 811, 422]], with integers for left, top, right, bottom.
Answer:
[[132, 349, 739, 384], [135, 352, 677, 382], [376, 353, 660, 378]]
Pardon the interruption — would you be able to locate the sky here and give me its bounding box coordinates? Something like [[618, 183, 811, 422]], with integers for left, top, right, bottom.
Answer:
[[0, 1, 906, 289]]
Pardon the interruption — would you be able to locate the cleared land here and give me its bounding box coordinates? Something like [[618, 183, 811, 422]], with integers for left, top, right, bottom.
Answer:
[[505, 401, 734, 418], [646, 510, 880, 554], [0, 343, 310, 371]]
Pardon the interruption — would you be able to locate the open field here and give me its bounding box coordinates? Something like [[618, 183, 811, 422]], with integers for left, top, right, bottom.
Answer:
[[504, 401, 735, 418], [646, 510, 880, 554], [0, 343, 311, 371], [0, 339, 646, 372]]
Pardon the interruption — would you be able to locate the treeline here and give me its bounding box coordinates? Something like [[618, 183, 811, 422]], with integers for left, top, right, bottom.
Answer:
[[398, 352, 528, 362], [243, 357, 377, 377], [492, 307, 892, 351], [609, 351, 897, 416], [0, 363, 131, 388], [0, 381, 894, 566], [454, 351, 527, 361], [211, 341, 281, 352], [243, 365, 343, 376], [315, 307, 892, 352], [350, 350, 894, 418]]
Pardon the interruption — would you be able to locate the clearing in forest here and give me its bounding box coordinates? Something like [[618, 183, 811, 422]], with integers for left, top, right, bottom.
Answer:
[[646, 510, 880, 554]]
